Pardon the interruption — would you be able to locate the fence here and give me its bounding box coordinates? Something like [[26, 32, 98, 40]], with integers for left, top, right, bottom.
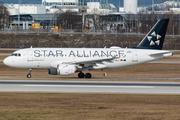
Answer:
[[1, 29, 180, 50], [1, 29, 180, 37], [0, 41, 180, 50], [0, 29, 146, 36]]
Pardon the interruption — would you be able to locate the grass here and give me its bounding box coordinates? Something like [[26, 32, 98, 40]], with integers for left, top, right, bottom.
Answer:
[[0, 93, 180, 120], [0, 50, 180, 119], [0, 55, 8, 60]]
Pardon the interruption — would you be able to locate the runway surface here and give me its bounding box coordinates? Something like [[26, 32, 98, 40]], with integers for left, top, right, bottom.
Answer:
[[0, 80, 180, 94], [0, 54, 10, 55], [1, 76, 180, 80], [148, 61, 180, 64]]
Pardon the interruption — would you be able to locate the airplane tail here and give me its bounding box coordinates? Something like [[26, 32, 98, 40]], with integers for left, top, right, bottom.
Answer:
[[134, 19, 169, 50]]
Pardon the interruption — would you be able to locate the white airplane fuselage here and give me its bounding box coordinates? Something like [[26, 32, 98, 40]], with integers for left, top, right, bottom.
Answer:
[[3, 48, 172, 70]]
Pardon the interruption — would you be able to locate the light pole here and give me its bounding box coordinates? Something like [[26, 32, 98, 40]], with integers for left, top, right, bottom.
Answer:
[[18, 0, 21, 30], [66, 21, 67, 31], [152, 0, 154, 12]]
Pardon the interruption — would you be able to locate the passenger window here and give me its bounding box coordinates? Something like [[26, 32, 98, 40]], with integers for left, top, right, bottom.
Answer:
[[18, 53, 21, 56]]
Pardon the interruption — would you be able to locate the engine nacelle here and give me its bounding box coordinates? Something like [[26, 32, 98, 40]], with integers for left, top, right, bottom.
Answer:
[[48, 69, 57, 75], [57, 64, 76, 75], [48, 64, 76, 76]]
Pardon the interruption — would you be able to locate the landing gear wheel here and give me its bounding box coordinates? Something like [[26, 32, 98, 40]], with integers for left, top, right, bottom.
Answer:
[[78, 72, 85, 78], [27, 69, 32, 78], [85, 73, 92, 78], [27, 74, 31, 78]]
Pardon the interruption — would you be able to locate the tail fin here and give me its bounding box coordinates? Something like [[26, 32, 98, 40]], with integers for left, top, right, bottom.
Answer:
[[134, 19, 169, 50]]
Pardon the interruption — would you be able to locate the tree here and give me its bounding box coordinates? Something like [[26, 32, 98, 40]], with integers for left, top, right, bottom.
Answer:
[[136, 11, 171, 34], [0, 2, 10, 30], [56, 10, 81, 30], [85, 9, 103, 30]]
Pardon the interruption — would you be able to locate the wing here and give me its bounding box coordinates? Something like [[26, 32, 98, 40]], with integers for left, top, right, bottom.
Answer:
[[50, 57, 117, 69], [64, 57, 116, 68], [63, 57, 114, 64]]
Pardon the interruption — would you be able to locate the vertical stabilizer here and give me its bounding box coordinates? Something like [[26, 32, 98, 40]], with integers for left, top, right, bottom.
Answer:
[[135, 19, 169, 50]]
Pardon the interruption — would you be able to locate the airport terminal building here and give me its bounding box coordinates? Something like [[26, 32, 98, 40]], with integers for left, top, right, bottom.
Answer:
[[5, 0, 122, 30], [42, 0, 90, 6]]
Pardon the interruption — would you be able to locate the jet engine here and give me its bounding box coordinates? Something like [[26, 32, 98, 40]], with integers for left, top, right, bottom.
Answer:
[[48, 69, 57, 75], [48, 64, 76, 76]]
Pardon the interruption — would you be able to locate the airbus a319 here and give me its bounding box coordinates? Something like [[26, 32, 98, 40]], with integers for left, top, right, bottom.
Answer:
[[3, 19, 172, 78]]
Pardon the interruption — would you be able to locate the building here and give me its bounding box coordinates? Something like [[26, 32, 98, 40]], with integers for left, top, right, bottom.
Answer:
[[42, 0, 90, 12], [118, 0, 138, 14], [5, 4, 46, 15], [124, 0, 138, 14], [4, 0, 121, 29], [87, 2, 117, 15], [10, 14, 55, 28], [42, 0, 91, 6]]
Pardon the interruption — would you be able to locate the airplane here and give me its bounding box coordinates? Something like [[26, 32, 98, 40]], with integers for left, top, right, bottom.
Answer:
[[3, 19, 172, 78]]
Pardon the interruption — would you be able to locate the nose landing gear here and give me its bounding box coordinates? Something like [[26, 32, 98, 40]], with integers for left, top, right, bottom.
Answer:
[[27, 69, 32, 78]]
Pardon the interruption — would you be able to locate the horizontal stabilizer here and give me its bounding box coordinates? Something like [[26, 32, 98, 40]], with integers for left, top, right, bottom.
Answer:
[[149, 51, 173, 56]]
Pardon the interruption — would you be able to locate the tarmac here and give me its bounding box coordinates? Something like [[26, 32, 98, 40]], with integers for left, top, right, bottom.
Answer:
[[0, 80, 179, 94]]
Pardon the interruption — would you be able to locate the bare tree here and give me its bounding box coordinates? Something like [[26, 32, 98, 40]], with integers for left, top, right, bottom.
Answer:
[[136, 11, 174, 34], [125, 13, 136, 33], [0, 2, 10, 30], [85, 9, 104, 30], [56, 10, 81, 30]]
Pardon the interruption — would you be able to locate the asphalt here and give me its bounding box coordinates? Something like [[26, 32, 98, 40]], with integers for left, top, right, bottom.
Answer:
[[0, 54, 11, 55], [0, 80, 180, 86], [148, 61, 180, 64], [1, 76, 180, 80], [0, 80, 180, 94]]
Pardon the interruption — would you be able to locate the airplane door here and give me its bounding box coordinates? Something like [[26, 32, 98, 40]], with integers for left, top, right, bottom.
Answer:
[[132, 51, 138, 62], [27, 50, 33, 61]]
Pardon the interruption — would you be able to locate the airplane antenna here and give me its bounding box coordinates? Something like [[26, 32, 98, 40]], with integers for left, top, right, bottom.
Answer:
[[30, 46, 33, 48]]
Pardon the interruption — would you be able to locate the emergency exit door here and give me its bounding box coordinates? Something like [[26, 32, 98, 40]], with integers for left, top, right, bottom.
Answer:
[[27, 50, 33, 61]]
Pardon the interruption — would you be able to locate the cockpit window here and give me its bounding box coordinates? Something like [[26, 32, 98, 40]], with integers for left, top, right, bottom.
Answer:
[[11, 53, 21, 57], [11, 53, 15, 56]]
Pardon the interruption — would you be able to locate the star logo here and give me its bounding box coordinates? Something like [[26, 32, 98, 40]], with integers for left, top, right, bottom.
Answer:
[[147, 31, 161, 46]]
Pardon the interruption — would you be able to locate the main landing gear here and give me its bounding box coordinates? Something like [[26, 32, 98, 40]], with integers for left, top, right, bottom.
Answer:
[[78, 72, 85, 78], [27, 69, 32, 78], [85, 73, 92, 78], [78, 72, 92, 78]]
